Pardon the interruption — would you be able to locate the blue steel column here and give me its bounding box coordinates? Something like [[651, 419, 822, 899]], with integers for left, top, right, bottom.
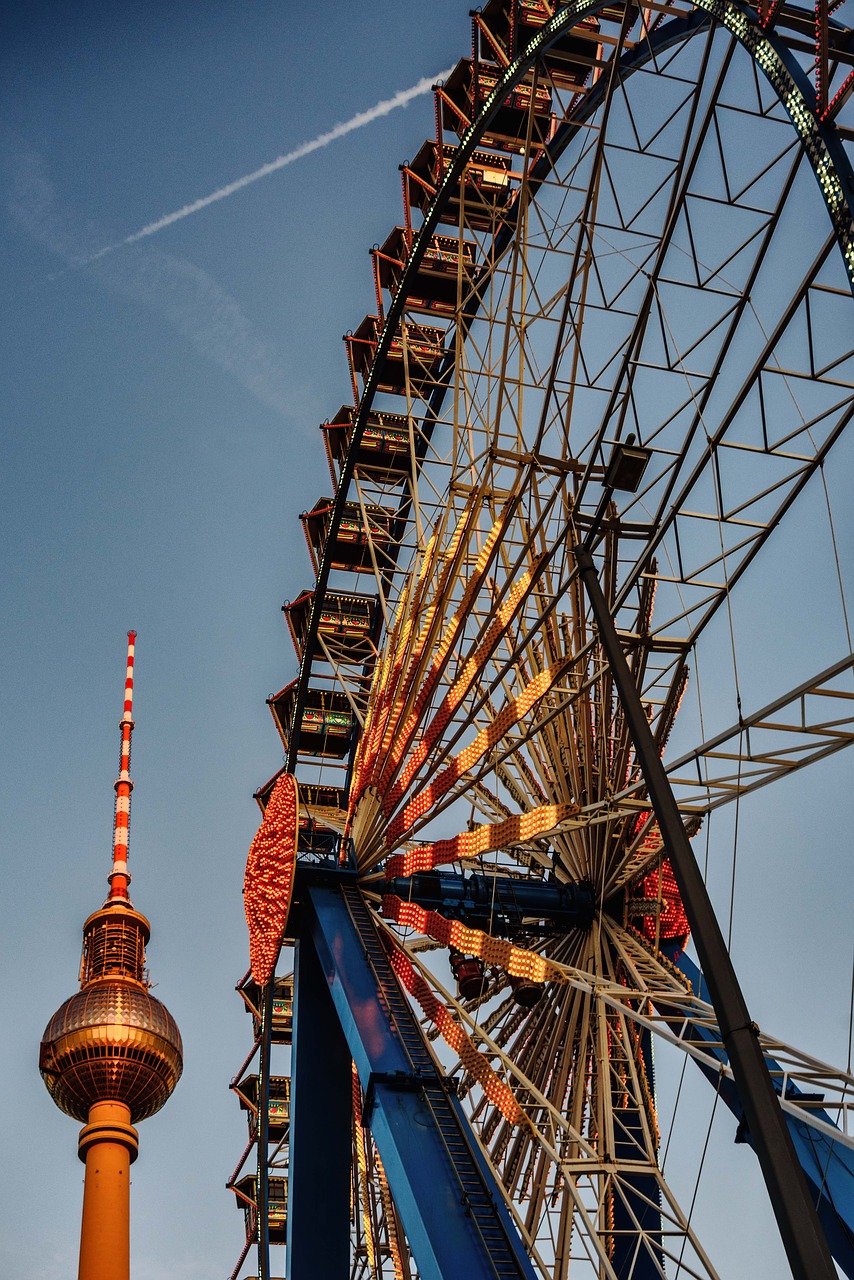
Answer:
[[304, 876, 537, 1280], [286, 929, 352, 1279]]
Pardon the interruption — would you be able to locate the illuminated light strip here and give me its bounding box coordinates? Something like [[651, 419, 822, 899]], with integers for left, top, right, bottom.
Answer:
[[639, 860, 690, 943], [385, 564, 540, 816], [243, 772, 299, 985], [350, 532, 437, 804], [352, 522, 459, 808], [373, 509, 507, 798], [383, 894, 566, 987], [639, 572, 657, 637], [108, 630, 137, 900], [373, 1148, 406, 1280], [387, 941, 526, 1126], [823, 67, 854, 122], [385, 801, 578, 877], [366, 497, 494, 807], [369, 518, 469, 776], [374, 505, 511, 800], [349, 533, 429, 809], [696, 0, 853, 284], [656, 664, 688, 756], [629, 811, 692, 942], [386, 657, 572, 845], [351, 1064, 378, 1274], [349, 654, 398, 814]]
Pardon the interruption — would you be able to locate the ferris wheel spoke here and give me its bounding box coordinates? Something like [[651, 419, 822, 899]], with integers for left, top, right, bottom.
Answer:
[[381, 897, 854, 1153], [384, 916, 724, 1279]]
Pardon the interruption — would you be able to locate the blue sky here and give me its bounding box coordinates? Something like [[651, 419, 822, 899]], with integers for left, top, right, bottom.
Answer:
[[2, 2, 853, 1278]]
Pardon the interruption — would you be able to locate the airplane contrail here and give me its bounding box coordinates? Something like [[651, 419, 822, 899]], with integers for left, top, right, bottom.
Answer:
[[79, 70, 453, 268]]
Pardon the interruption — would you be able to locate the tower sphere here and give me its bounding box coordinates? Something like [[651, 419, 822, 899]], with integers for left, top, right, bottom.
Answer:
[[40, 896, 183, 1123], [40, 977, 183, 1124]]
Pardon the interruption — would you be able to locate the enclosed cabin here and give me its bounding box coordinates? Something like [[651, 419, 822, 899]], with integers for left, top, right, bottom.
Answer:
[[302, 782, 347, 856], [300, 495, 396, 575], [234, 1073, 291, 1142], [474, 0, 604, 92], [232, 1174, 288, 1245], [298, 781, 347, 821], [255, 773, 346, 829], [372, 227, 478, 316], [404, 140, 516, 231], [254, 772, 344, 860], [298, 781, 346, 858], [438, 58, 554, 152], [238, 972, 294, 1044], [322, 404, 413, 485], [284, 587, 379, 670], [345, 314, 446, 401], [268, 679, 355, 759]]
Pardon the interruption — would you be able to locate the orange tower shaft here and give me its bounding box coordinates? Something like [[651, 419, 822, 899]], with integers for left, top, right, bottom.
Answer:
[[78, 1101, 139, 1280], [78, 630, 140, 1279]]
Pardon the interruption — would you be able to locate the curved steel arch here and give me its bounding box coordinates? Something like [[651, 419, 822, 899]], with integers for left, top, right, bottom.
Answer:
[[288, 0, 854, 768]]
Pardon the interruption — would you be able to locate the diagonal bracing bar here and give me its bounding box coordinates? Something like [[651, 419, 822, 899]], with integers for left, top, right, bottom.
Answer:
[[575, 542, 838, 1280], [292, 867, 537, 1280]]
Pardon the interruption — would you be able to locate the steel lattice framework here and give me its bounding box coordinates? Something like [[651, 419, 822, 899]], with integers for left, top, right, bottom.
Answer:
[[227, 2, 854, 1278]]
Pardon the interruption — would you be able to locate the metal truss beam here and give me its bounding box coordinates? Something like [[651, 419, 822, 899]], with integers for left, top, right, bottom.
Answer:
[[300, 870, 537, 1280], [610, 1025, 664, 1280], [664, 653, 854, 811]]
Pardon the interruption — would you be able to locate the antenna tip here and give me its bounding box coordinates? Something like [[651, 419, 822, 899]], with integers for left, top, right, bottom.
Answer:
[[127, 629, 137, 640]]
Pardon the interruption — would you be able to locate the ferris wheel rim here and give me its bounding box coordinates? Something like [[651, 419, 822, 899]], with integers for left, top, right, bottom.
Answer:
[[286, 0, 854, 782]]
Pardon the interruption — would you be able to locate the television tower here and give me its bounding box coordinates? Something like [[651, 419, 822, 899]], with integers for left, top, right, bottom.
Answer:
[[39, 632, 183, 1280]]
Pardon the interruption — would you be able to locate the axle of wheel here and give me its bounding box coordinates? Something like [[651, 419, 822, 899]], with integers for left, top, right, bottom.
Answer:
[[385, 869, 596, 936]]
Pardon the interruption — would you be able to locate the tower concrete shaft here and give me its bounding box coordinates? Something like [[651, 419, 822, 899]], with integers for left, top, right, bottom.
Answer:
[[77, 1101, 139, 1280]]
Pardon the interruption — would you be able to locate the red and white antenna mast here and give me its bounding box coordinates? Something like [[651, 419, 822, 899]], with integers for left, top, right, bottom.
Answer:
[[108, 629, 136, 901]]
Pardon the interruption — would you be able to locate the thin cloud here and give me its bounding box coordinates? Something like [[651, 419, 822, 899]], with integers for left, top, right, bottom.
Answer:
[[4, 138, 306, 423], [81, 69, 453, 267]]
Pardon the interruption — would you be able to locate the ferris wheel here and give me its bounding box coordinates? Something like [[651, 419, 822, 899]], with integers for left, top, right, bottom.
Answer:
[[228, 1, 854, 1277]]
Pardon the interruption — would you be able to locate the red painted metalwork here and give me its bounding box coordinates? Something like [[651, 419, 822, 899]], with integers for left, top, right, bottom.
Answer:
[[108, 630, 136, 900], [243, 772, 299, 986], [639, 860, 690, 945]]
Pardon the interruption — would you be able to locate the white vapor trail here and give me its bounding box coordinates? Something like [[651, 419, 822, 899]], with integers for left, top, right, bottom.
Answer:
[[81, 70, 453, 267]]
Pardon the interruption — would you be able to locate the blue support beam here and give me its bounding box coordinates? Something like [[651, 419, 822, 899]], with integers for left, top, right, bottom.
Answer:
[[286, 926, 353, 1279], [664, 945, 854, 1277], [302, 873, 537, 1280]]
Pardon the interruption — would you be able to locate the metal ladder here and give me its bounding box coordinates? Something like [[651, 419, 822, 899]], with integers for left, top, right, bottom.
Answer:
[[341, 884, 531, 1279]]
